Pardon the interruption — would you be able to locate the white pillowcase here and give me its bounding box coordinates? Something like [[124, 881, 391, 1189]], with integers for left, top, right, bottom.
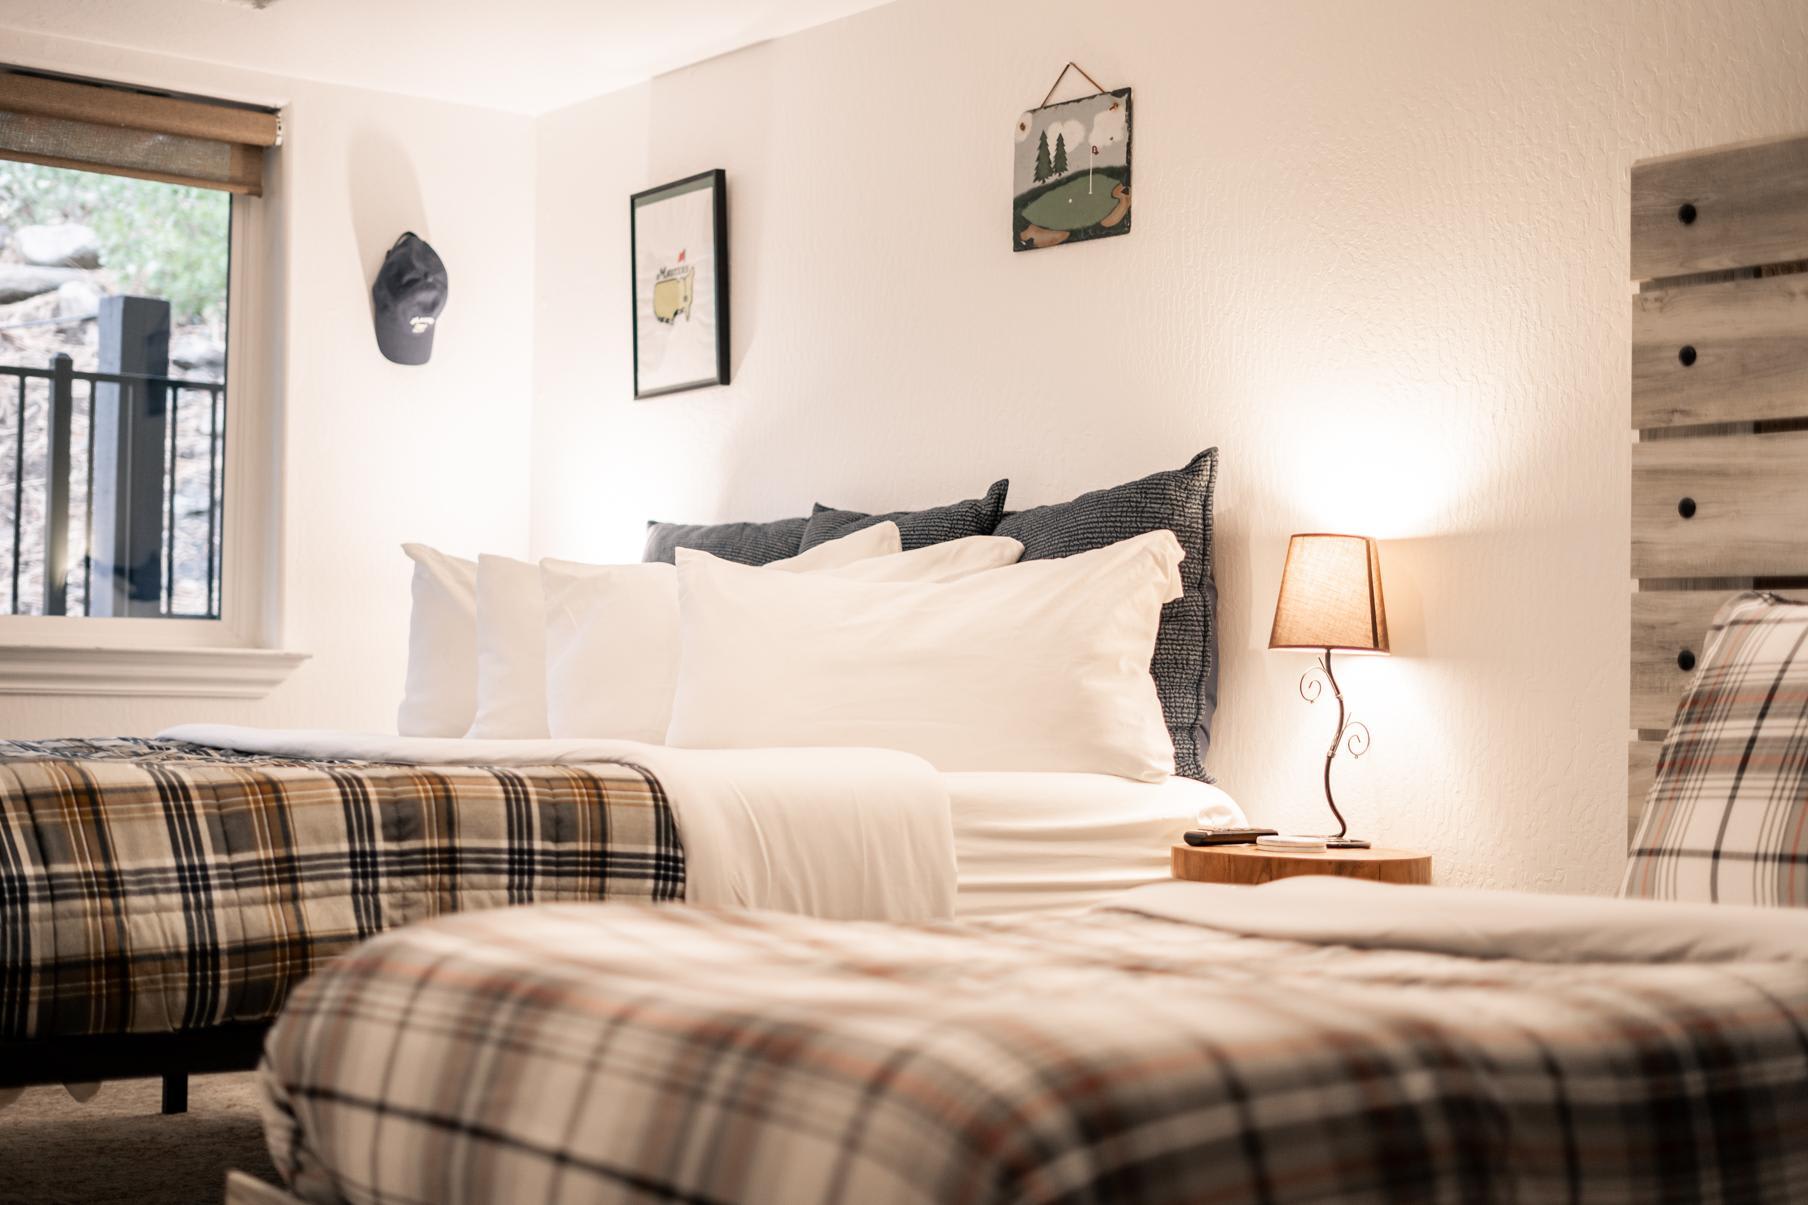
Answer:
[[397, 543, 479, 737], [760, 518, 903, 571], [466, 554, 550, 739], [473, 524, 904, 741], [542, 530, 1023, 742], [822, 534, 1024, 582], [543, 561, 683, 743], [666, 530, 1183, 780]]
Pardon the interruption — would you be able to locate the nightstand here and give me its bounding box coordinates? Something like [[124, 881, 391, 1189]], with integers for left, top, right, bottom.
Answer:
[[1171, 843, 1432, 886]]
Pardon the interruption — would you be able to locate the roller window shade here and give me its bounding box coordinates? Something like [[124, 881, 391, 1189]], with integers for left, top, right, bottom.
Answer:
[[0, 69, 279, 195]]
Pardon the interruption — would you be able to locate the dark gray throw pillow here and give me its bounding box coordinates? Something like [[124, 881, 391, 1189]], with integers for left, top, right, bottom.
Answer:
[[800, 480, 1010, 551], [994, 449, 1219, 781], [642, 516, 808, 565]]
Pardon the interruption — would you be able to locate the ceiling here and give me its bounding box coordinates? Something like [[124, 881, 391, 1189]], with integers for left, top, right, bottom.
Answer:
[[0, 0, 897, 114]]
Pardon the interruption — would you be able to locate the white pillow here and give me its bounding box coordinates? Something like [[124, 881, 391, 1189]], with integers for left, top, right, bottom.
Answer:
[[824, 535, 1023, 582], [538, 522, 911, 741], [666, 530, 1183, 779], [540, 527, 1020, 742], [466, 554, 549, 739], [764, 518, 903, 571], [543, 562, 681, 743], [397, 543, 478, 737]]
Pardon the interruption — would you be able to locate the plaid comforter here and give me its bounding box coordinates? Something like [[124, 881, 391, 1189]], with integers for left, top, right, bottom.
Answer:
[[1624, 591, 1808, 906], [0, 738, 681, 1040], [262, 893, 1808, 1205]]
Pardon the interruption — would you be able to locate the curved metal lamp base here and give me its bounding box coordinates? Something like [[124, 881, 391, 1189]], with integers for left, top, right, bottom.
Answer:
[[1298, 649, 1373, 849]]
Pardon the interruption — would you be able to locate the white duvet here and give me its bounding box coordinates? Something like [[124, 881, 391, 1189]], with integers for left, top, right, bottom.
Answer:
[[162, 726, 957, 922], [1110, 875, 1808, 963], [949, 772, 1243, 916]]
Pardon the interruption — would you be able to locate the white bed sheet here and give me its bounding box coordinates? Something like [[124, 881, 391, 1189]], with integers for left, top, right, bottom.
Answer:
[[160, 726, 956, 922], [949, 772, 1244, 917]]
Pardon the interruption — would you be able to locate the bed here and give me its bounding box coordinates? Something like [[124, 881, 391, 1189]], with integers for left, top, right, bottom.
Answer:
[[4, 459, 1228, 1112], [249, 875, 1808, 1205], [0, 723, 1230, 1105], [0, 728, 955, 1107]]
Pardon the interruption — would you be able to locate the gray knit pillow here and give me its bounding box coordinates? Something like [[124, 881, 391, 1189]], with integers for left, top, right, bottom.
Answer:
[[801, 480, 1010, 552], [994, 449, 1219, 781], [642, 516, 808, 565]]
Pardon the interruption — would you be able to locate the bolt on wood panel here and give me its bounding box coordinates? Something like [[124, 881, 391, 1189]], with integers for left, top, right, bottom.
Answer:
[[1633, 274, 1808, 429], [1632, 429, 1808, 579], [1629, 588, 1734, 729], [1632, 133, 1808, 281]]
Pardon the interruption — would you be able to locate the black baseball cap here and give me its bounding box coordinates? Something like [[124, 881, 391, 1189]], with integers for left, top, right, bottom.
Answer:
[[371, 232, 447, 365]]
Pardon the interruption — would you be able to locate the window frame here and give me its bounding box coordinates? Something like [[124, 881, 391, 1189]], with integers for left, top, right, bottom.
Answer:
[[0, 181, 304, 694]]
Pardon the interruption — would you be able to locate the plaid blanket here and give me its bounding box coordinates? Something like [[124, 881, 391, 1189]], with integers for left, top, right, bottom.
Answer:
[[1625, 591, 1808, 906], [262, 896, 1808, 1205], [0, 738, 681, 1040]]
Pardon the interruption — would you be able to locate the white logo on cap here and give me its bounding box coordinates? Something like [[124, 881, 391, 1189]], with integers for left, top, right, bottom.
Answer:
[[409, 316, 436, 334]]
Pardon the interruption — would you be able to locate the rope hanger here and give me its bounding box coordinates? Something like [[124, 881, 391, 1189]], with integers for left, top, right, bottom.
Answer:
[[1038, 62, 1109, 109]]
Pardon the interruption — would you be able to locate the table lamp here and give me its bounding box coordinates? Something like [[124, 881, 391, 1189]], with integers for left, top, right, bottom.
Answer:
[[1268, 533, 1389, 849]]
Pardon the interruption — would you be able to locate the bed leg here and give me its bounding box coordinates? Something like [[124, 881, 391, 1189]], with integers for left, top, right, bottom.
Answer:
[[161, 1072, 188, 1115]]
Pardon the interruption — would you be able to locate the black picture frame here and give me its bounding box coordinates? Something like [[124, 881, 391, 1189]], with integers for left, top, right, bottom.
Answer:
[[630, 169, 730, 398]]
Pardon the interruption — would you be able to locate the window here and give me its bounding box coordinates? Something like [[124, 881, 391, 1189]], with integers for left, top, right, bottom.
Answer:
[[0, 68, 280, 646], [0, 160, 231, 618], [0, 67, 301, 691]]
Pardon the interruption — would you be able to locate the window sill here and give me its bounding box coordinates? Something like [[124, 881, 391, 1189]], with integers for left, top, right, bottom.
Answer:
[[0, 644, 309, 698]]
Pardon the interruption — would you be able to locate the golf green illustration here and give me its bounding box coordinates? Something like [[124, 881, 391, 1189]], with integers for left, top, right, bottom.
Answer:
[[1013, 87, 1131, 251]]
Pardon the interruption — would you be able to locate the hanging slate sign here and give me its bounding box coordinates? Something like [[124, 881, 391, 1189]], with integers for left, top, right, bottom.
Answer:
[[1013, 64, 1131, 252]]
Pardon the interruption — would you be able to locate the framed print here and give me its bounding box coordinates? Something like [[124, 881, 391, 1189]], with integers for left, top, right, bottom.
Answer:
[[1013, 88, 1131, 251], [631, 169, 729, 397]]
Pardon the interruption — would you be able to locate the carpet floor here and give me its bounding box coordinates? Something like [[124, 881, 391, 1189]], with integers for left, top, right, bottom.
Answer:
[[0, 1073, 279, 1205]]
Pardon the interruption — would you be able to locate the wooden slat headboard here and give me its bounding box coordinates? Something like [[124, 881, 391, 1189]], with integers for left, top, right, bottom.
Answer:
[[1628, 131, 1808, 843]]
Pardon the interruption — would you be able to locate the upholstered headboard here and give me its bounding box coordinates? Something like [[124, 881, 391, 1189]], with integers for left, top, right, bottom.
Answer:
[[1628, 132, 1808, 842]]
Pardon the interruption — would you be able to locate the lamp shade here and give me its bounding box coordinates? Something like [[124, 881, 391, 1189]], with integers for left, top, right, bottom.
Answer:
[[1268, 533, 1389, 653]]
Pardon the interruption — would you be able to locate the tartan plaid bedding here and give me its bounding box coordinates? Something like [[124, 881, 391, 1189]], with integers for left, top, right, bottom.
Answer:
[[0, 738, 681, 1040], [1624, 591, 1808, 906], [1627, 586, 1808, 904], [262, 895, 1808, 1205]]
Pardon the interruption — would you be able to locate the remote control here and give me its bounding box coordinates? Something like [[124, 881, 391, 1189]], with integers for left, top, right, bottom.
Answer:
[[1184, 828, 1279, 846]]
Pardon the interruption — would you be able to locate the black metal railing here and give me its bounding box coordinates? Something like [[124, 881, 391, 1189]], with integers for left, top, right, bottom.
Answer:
[[1, 354, 225, 618]]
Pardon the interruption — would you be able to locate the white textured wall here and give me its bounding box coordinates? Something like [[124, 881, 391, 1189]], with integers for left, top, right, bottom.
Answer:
[[8, 3, 1808, 897], [0, 30, 536, 737], [532, 0, 1808, 893]]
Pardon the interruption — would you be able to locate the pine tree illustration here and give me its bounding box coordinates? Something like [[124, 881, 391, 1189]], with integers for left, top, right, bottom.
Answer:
[[1034, 129, 1053, 183], [1052, 132, 1069, 176]]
